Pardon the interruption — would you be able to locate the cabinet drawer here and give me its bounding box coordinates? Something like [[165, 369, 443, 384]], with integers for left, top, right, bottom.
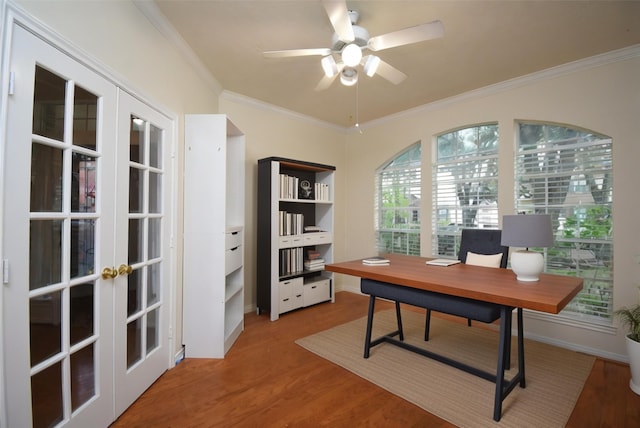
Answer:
[[279, 235, 304, 249], [303, 233, 332, 246], [303, 278, 331, 307], [225, 245, 242, 275], [225, 228, 243, 250], [279, 277, 303, 313]]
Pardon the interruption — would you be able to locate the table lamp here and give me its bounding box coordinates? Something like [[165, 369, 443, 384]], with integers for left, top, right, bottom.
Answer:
[[501, 214, 553, 281]]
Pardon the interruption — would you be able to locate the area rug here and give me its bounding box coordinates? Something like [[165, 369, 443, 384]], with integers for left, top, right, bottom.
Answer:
[[296, 309, 595, 427]]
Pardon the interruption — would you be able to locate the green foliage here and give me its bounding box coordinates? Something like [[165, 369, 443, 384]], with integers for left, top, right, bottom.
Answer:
[[615, 303, 640, 342], [562, 206, 611, 239]]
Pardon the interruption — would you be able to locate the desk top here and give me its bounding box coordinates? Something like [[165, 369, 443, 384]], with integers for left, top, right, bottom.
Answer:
[[325, 254, 583, 314]]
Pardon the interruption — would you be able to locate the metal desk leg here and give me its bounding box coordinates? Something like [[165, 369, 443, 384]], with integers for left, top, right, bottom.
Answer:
[[395, 301, 404, 341], [517, 307, 526, 387], [364, 295, 376, 358], [493, 306, 510, 421]]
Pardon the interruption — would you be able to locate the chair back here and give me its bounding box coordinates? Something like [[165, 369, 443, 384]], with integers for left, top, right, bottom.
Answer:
[[458, 229, 509, 268]]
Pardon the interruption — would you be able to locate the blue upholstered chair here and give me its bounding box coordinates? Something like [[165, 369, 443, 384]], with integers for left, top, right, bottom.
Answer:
[[424, 228, 509, 341]]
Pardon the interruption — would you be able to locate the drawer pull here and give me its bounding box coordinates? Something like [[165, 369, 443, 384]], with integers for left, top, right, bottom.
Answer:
[[230, 246, 239, 251], [231, 231, 238, 235]]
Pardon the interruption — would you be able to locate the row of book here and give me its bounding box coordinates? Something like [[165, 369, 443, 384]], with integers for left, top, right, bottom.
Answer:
[[279, 173, 331, 201], [279, 248, 325, 276], [279, 174, 300, 199], [279, 211, 303, 236], [314, 182, 330, 201]]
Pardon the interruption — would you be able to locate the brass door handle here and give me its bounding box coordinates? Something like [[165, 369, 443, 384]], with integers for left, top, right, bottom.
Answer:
[[101, 267, 118, 279], [118, 264, 133, 276]]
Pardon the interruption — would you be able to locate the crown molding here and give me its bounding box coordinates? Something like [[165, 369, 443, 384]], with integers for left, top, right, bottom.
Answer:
[[364, 44, 640, 130], [219, 90, 345, 132]]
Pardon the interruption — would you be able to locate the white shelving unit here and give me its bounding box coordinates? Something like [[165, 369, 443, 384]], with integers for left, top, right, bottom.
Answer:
[[257, 157, 335, 321], [183, 114, 245, 357]]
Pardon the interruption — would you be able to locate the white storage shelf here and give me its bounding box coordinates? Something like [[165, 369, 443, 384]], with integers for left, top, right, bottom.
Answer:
[[183, 114, 245, 358]]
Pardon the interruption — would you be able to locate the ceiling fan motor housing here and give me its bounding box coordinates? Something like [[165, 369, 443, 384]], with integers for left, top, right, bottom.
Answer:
[[331, 25, 370, 53]]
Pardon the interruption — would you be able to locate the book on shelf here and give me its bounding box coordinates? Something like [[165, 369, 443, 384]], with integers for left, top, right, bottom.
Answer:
[[279, 210, 304, 236], [306, 249, 321, 260], [362, 256, 390, 266], [304, 225, 323, 233], [426, 258, 461, 267], [279, 173, 299, 199], [304, 258, 325, 271], [314, 182, 330, 201]]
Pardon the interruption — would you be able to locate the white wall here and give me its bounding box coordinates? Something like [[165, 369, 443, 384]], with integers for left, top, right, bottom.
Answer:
[[341, 51, 640, 361]]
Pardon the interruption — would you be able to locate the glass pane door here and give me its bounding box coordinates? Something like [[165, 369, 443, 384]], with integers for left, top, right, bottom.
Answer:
[[3, 24, 117, 428], [113, 92, 172, 416]]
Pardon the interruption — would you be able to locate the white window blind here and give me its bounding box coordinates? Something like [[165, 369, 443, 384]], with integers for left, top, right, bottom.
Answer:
[[375, 143, 421, 256], [516, 122, 613, 322], [433, 124, 499, 257]]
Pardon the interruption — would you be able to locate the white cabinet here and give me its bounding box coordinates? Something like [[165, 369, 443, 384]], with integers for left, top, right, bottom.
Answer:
[[183, 114, 245, 358], [257, 157, 335, 321]]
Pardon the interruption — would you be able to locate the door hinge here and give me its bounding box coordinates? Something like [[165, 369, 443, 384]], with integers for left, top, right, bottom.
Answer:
[[8, 71, 15, 95], [3, 259, 9, 284]]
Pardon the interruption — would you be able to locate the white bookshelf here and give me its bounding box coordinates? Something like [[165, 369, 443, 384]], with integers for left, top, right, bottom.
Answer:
[[183, 114, 245, 357]]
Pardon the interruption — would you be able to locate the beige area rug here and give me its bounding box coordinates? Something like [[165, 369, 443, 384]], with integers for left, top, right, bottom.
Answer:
[[296, 309, 595, 427]]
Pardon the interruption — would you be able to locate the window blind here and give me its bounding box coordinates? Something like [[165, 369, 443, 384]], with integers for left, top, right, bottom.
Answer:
[[375, 143, 421, 256], [433, 125, 499, 258], [516, 123, 613, 322]]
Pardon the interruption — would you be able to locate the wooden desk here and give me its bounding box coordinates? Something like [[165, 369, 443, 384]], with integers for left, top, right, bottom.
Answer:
[[325, 254, 583, 421]]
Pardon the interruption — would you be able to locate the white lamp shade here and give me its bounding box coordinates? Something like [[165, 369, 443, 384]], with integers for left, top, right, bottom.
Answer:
[[342, 43, 362, 67]]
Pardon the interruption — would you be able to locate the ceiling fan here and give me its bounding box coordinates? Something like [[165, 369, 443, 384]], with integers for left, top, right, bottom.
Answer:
[[263, 0, 444, 90]]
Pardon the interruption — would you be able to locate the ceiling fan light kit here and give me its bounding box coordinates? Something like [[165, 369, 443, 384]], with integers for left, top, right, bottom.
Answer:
[[264, 0, 444, 89], [363, 55, 380, 77], [341, 43, 362, 67], [340, 67, 358, 86], [321, 55, 338, 78]]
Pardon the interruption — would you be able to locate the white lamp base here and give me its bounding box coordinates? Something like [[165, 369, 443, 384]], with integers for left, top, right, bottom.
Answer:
[[510, 250, 544, 282]]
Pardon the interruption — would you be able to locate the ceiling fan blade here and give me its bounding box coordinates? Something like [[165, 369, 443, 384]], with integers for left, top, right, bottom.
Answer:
[[374, 59, 407, 85], [264, 48, 332, 58], [322, 0, 354, 43], [368, 20, 444, 52], [315, 74, 339, 91]]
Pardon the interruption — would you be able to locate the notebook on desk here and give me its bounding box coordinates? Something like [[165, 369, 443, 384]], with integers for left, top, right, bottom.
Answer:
[[426, 258, 461, 267]]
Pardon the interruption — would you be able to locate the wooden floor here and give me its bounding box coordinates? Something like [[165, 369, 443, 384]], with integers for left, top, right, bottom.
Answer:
[[111, 291, 640, 427]]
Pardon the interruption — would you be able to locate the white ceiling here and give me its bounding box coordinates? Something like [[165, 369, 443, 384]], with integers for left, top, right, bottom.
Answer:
[[150, 1, 640, 128]]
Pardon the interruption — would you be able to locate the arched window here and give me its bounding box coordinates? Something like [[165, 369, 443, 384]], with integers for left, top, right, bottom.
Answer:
[[433, 124, 499, 257], [375, 142, 421, 255], [516, 122, 613, 322]]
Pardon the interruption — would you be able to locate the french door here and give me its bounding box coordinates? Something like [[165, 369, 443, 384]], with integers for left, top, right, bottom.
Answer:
[[2, 23, 172, 427]]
